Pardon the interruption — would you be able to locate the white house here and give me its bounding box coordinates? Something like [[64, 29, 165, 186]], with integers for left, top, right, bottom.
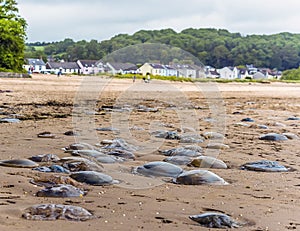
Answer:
[[46, 61, 80, 75], [218, 67, 239, 79], [173, 64, 197, 78], [206, 69, 220, 78], [77, 60, 101, 75], [139, 63, 167, 76], [253, 71, 268, 79], [164, 65, 178, 76], [24, 58, 46, 73], [246, 64, 258, 75], [106, 62, 138, 75]]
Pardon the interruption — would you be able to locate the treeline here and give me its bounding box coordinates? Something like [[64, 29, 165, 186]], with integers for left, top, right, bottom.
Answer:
[[0, 0, 27, 72], [26, 28, 300, 70], [282, 68, 300, 80]]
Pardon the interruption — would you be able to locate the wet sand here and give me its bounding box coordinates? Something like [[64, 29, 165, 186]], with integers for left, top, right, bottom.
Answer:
[[0, 75, 299, 231]]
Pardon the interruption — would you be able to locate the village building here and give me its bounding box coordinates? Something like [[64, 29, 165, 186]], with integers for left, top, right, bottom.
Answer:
[[164, 65, 178, 77], [139, 63, 167, 76], [174, 64, 197, 78], [218, 67, 239, 79], [46, 61, 80, 75], [206, 69, 220, 78], [253, 71, 267, 79], [24, 58, 46, 74], [106, 62, 139, 75], [237, 68, 251, 79], [77, 60, 101, 75]]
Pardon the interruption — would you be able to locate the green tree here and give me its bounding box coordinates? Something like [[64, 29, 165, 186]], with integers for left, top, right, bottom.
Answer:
[[211, 45, 231, 67], [281, 68, 300, 80], [26, 28, 300, 70], [24, 46, 47, 62], [0, 0, 27, 72]]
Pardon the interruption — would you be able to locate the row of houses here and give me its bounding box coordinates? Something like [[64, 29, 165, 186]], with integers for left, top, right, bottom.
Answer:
[[206, 66, 282, 80], [24, 58, 282, 80], [24, 59, 101, 75], [24, 59, 138, 76]]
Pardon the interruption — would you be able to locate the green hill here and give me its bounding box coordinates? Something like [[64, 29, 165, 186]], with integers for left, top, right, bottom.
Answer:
[[26, 28, 300, 70]]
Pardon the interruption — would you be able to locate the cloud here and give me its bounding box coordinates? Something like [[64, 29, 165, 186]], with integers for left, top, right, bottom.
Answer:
[[17, 0, 300, 42]]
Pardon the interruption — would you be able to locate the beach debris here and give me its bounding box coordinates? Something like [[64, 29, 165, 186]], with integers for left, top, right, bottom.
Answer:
[[70, 171, 119, 185], [249, 124, 269, 129], [136, 106, 159, 112], [102, 138, 138, 152], [36, 184, 85, 198], [129, 126, 145, 131], [30, 154, 60, 162], [232, 111, 243, 115], [287, 116, 300, 121], [259, 133, 288, 141], [240, 160, 289, 172], [203, 117, 216, 123], [241, 117, 254, 122], [203, 132, 225, 140], [189, 212, 240, 228], [22, 204, 95, 221], [233, 122, 250, 127], [33, 165, 70, 173], [32, 166, 53, 173], [63, 143, 97, 152], [37, 131, 56, 138], [106, 149, 135, 160], [71, 149, 106, 158], [163, 156, 193, 165], [173, 170, 228, 185], [0, 117, 20, 123], [180, 134, 204, 143], [282, 132, 299, 140], [189, 156, 227, 169], [183, 145, 204, 152], [96, 127, 120, 132], [159, 147, 202, 157], [152, 130, 181, 140], [95, 155, 125, 164], [257, 124, 269, 129], [273, 122, 286, 127], [133, 161, 183, 178], [64, 130, 80, 136], [206, 143, 230, 149], [181, 126, 196, 133], [0, 89, 12, 93], [30, 175, 82, 187], [61, 157, 103, 172], [0, 159, 38, 168]]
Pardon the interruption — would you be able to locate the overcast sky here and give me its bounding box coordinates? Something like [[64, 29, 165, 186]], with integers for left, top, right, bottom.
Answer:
[[18, 0, 300, 43]]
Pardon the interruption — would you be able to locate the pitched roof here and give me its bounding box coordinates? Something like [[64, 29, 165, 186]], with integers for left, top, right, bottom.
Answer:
[[238, 68, 248, 75], [209, 70, 220, 75], [108, 62, 138, 71], [46, 61, 79, 69], [171, 64, 198, 70], [27, 58, 45, 66], [164, 65, 177, 70], [149, 63, 165, 69], [253, 71, 266, 79], [78, 60, 98, 67]]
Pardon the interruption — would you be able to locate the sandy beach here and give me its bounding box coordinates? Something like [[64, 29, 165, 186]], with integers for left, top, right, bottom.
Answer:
[[0, 74, 299, 231]]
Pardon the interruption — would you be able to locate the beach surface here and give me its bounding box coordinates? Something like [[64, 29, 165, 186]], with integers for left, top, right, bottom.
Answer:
[[0, 74, 299, 230]]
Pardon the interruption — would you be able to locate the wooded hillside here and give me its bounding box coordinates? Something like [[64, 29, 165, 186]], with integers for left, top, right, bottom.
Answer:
[[26, 28, 300, 70]]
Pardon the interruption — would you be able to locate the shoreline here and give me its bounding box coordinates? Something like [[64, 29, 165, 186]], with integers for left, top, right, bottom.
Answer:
[[0, 74, 299, 231]]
